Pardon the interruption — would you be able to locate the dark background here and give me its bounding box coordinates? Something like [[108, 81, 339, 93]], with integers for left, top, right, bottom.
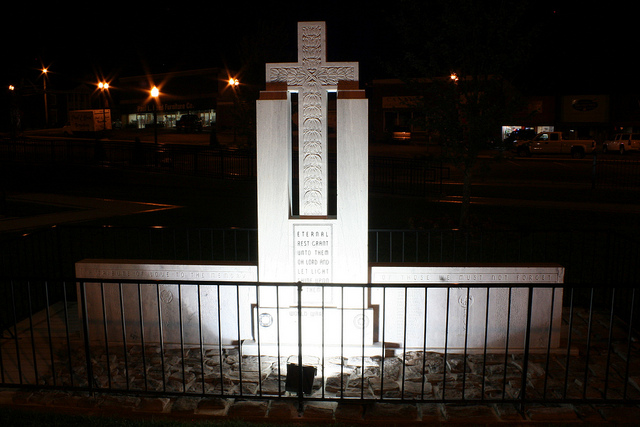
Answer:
[[3, 1, 635, 93]]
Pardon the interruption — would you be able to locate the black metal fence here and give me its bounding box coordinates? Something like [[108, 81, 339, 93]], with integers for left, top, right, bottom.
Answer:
[[5, 138, 640, 193], [0, 138, 447, 197], [1, 225, 637, 284], [592, 155, 640, 191], [1, 278, 639, 409]]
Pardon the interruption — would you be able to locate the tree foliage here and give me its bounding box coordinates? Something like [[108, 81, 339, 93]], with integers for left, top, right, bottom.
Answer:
[[389, 0, 545, 227]]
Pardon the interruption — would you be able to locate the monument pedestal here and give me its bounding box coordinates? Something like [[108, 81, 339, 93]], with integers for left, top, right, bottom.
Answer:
[[370, 264, 565, 352], [75, 259, 257, 345]]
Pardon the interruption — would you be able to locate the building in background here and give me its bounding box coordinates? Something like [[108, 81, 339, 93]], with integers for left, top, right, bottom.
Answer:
[[117, 68, 239, 133]]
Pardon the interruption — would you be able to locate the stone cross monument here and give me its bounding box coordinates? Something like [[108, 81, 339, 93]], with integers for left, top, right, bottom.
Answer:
[[257, 21, 368, 288], [265, 21, 359, 217]]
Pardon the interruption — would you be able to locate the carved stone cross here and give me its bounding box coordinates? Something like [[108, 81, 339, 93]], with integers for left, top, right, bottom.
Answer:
[[265, 21, 358, 216]]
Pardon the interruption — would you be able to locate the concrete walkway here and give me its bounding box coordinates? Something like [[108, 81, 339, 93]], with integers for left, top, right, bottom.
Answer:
[[0, 193, 180, 234]]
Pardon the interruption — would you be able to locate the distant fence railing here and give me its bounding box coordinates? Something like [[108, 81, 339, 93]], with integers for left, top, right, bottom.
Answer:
[[591, 155, 640, 192], [1, 226, 637, 284], [0, 138, 446, 197], [6, 138, 640, 193], [1, 278, 639, 409]]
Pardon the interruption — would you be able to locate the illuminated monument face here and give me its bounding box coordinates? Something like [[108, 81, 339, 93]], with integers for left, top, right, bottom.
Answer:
[[264, 21, 359, 217], [254, 21, 372, 354], [76, 22, 565, 356], [256, 21, 368, 286]]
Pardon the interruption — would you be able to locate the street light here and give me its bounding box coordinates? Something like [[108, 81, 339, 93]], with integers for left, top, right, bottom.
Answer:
[[151, 86, 159, 145], [41, 67, 49, 126], [227, 78, 240, 143], [98, 81, 109, 132]]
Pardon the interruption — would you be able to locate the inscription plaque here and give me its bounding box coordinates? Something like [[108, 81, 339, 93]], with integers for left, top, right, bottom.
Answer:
[[294, 224, 332, 284]]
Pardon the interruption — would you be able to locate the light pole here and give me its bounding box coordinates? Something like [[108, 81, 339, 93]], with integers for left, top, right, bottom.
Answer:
[[150, 86, 161, 166], [151, 86, 159, 145], [228, 78, 240, 143], [41, 67, 49, 127], [98, 81, 109, 134], [151, 86, 160, 145]]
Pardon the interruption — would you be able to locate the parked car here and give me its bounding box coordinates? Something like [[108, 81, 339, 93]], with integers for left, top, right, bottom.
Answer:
[[504, 129, 536, 147], [515, 132, 596, 158], [176, 114, 203, 133], [391, 126, 411, 142], [602, 133, 640, 154]]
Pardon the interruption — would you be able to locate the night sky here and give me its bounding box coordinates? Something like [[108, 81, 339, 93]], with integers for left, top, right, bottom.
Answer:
[[2, 2, 636, 94]]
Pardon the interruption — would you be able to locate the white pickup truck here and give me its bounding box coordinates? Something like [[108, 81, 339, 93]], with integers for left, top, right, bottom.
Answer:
[[602, 133, 640, 154], [515, 131, 596, 158]]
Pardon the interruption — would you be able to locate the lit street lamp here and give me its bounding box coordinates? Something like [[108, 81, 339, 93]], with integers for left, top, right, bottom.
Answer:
[[228, 77, 240, 143], [41, 67, 49, 126], [151, 86, 159, 145], [98, 81, 109, 133]]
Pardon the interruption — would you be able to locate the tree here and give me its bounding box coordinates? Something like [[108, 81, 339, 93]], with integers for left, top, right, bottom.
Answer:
[[389, 0, 545, 228]]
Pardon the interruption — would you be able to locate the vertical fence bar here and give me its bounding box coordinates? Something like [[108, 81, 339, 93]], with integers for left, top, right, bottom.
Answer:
[[62, 282, 74, 387], [462, 287, 470, 400], [360, 285, 366, 399], [582, 288, 595, 399], [481, 287, 490, 401], [255, 283, 263, 396], [155, 284, 167, 393], [519, 287, 534, 413], [178, 284, 186, 393], [44, 281, 56, 386], [380, 286, 386, 400], [603, 288, 616, 399], [340, 285, 345, 400], [236, 284, 243, 397], [623, 288, 636, 400], [297, 281, 304, 409], [542, 287, 557, 400], [26, 281, 39, 385], [118, 282, 130, 390], [197, 284, 205, 395], [137, 283, 148, 392], [502, 288, 512, 400], [563, 288, 575, 400], [276, 285, 282, 397], [79, 280, 94, 393], [421, 286, 428, 399], [401, 286, 408, 399], [100, 282, 112, 390], [216, 284, 224, 395], [442, 288, 450, 400]]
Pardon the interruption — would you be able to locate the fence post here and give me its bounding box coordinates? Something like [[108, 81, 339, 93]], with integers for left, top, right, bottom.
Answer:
[[591, 154, 597, 190], [297, 281, 304, 412], [78, 280, 95, 394], [520, 286, 534, 413]]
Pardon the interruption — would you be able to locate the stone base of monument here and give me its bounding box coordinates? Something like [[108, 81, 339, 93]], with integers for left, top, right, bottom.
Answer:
[[243, 306, 378, 357], [252, 307, 374, 344], [241, 340, 386, 357], [370, 264, 565, 353], [75, 260, 257, 345], [75, 260, 566, 356]]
